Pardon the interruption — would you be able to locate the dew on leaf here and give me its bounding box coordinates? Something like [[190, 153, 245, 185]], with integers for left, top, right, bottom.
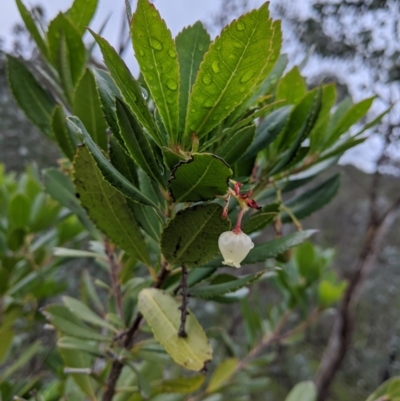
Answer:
[[139, 50, 145, 56], [224, 105, 230, 110], [150, 38, 163, 50], [211, 60, 221, 73], [202, 75, 212, 85], [166, 80, 178, 91], [240, 71, 253, 83], [198, 44, 205, 51], [168, 50, 175, 58], [203, 98, 214, 108], [239, 87, 246, 93], [236, 22, 245, 31], [233, 41, 243, 49]]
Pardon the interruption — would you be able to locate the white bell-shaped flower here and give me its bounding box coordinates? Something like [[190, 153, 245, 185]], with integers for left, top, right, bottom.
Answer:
[[218, 231, 254, 268]]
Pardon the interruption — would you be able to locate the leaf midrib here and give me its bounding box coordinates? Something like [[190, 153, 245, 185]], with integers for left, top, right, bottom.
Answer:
[[193, 13, 264, 135], [143, 290, 204, 365], [175, 158, 213, 203], [91, 156, 149, 264], [141, 4, 175, 136], [174, 205, 218, 262]]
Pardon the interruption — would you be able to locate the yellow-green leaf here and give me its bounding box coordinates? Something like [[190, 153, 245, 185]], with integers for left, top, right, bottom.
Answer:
[[206, 358, 238, 393], [138, 288, 213, 371]]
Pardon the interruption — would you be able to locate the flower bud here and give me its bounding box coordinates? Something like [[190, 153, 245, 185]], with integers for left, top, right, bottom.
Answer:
[[218, 231, 254, 268]]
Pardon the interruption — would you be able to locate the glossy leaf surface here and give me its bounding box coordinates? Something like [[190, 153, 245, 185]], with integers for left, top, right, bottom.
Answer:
[[185, 3, 275, 138], [132, 0, 180, 141]]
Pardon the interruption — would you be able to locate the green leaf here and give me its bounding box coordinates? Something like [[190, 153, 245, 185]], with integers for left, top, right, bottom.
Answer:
[[1, 341, 41, 382], [74, 145, 150, 264], [116, 99, 164, 185], [89, 30, 163, 146], [73, 69, 108, 151], [161, 203, 231, 267], [129, 201, 163, 243], [92, 68, 122, 139], [282, 174, 340, 223], [242, 106, 291, 161], [285, 381, 316, 401], [190, 270, 272, 299], [154, 376, 205, 394], [276, 66, 307, 105], [43, 304, 111, 341], [59, 348, 97, 399], [176, 22, 211, 136], [67, 0, 98, 35], [242, 202, 280, 233], [184, 3, 275, 139], [109, 136, 139, 186], [58, 336, 102, 356], [226, 20, 282, 125], [51, 105, 76, 160], [43, 168, 98, 238], [326, 96, 375, 148], [216, 125, 255, 166], [7, 55, 56, 137], [47, 13, 85, 88], [68, 116, 159, 208], [132, 0, 180, 142], [269, 89, 322, 176], [168, 153, 232, 203], [63, 296, 117, 333], [366, 378, 400, 401], [8, 193, 30, 228], [206, 358, 238, 393], [138, 288, 212, 371], [0, 328, 13, 364], [318, 280, 346, 307], [16, 0, 49, 58]]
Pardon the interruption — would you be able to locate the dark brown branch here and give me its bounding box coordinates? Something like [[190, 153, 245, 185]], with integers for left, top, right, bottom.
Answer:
[[102, 263, 170, 401], [178, 265, 189, 337], [315, 203, 400, 401]]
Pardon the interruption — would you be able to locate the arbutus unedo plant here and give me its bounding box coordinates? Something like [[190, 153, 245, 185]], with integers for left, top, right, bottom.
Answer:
[[4, 0, 389, 400]]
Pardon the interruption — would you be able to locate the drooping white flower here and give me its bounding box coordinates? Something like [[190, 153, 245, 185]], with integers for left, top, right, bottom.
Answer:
[[218, 230, 254, 268]]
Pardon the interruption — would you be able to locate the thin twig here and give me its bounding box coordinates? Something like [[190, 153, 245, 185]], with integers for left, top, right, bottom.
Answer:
[[178, 265, 189, 337]]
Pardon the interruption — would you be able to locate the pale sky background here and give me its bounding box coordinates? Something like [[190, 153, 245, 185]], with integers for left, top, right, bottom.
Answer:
[[0, 0, 391, 174]]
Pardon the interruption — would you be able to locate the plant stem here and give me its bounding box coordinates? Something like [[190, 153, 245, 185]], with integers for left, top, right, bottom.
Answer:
[[178, 265, 189, 337], [102, 263, 170, 401]]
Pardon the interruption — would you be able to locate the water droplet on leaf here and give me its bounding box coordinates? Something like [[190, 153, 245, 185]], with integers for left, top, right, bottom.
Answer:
[[239, 87, 245, 93], [237, 22, 245, 31], [203, 98, 214, 107], [139, 50, 144, 56], [211, 60, 221, 73], [166, 80, 178, 91], [150, 38, 163, 50], [198, 44, 204, 51], [240, 71, 253, 83], [202, 75, 212, 85], [225, 106, 230, 110], [168, 50, 175, 58]]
